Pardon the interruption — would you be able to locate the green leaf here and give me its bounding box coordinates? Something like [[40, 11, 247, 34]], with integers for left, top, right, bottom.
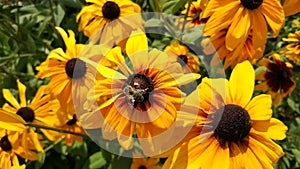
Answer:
[[54, 3, 65, 26], [83, 151, 107, 169], [162, 0, 187, 14], [292, 149, 300, 164]]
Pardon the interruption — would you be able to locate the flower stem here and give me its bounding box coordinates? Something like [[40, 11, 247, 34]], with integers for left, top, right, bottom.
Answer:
[[27, 123, 87, 138]]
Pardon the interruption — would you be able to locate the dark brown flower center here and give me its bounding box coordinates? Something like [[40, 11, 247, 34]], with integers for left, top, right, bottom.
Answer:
[[214, 104, 251, 143], [265, 61, 294, 93], [0, 135, 12, 151], [102, 1, 121, 20], [138, 165, 147, 169], [240, 0, 263, 10], [16, 107, 35, 122], [66, 114, 77, 126], [177, 55, 188, 66], [123, 74, 154, 108], [65, 58, 86, 79]]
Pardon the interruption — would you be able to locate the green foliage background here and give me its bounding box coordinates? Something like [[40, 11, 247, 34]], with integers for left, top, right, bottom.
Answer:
[[0, 0, 299, 168]]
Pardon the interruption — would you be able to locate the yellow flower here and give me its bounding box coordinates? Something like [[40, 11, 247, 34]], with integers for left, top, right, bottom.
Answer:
[[282, 30, 300, 64], [1, 80, 60, 159], [282, 0, 300, 16], [76, 0, 143, 48], [0, 129, 25, 169], [81, 30, 200, 151], [181, 0, 208, 26], [163, 61, 287, 169], [203, 0, 284, 53], [204, 29, 264, 69], [255, 54, 296, 105], [164, 41, 200, 73], [131, 158, 161, 169], [36, 27, 97, 117]]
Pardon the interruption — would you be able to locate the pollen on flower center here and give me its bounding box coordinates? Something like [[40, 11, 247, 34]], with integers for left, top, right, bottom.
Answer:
[[16, 107, 35, 122], [0, 135, 12, 151], [214, 104, 251, 143], [66, 114, 77, 126], [123, 74, 154, 105], [138, 165, 147, 169], [102, 1, 121, 20], [177, 55, 188, 66], [240, 0, 263, 10], [65, 58, 87, 79]]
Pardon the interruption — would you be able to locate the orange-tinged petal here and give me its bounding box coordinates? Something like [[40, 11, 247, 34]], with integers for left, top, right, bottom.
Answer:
[[229, 61, 254, 107], [259, 0, 284, 37], [250, 10, 268, 49], [283, 0, 300, 16], [245, 94, 272, 120], [226, 8, 250, 51]]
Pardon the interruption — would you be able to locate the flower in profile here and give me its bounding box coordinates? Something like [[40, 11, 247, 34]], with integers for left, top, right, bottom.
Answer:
[[0, 129, 26, 169], [282, 30, 300, 64], [181, 0, 208, 26], [282, 0, 300, 16], [76, 0, 143, 47], [163, 61, 287, 169], [131, 158, 161, 169], [164, 41, 200, 73], [203, 29, 264, 69], [81, 30, 200, 150], [36, 27, 97, 116], [1, 80, 60, 159], [52, 111, 86, 146], [255, 54, 296, 105], [202, 0, 284, 55]]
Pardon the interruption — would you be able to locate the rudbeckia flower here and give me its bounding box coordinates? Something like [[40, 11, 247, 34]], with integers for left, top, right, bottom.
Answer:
[[76, 0, 143, 47], [282, 0, 300, 16], [81, 30, 200, 151], [164, 41, 200, 73], [36, 27, 97, 116], [131, 158, 161, 169], [1, 80, 59, 159], [202, 0, 284, 53], [181, 0, 208, 26], [282, 30, 300, 64], [0, 129, 26, 169], [255, 54, 296, 105], [163, 61, 287, 169]]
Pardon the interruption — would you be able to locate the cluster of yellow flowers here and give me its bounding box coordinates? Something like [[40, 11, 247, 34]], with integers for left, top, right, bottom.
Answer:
[[0, 0, 299, 168]]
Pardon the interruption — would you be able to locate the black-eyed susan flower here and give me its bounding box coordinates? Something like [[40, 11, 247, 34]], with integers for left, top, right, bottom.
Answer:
[[0, 129, 26, 169], [76, 0, 143, 48], [282, 0, 300, 16], [131, 158, 161, 169], [81, 30, 200, 150], [164, 41, 200, 73], [202, 0, 284, 54], [1, 80, 61, 159], [52, 110, 86, 147], [255, 54, 296, 105], [36, 27, 97, 116], [282, 30, 300, 64], [163, 61, 287, 169], [181, 0, 208, 26]]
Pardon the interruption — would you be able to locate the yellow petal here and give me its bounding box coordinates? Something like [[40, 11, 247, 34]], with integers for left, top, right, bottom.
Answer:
[[229, 61, 254, 107], [245, 94, 272, 120], [0, 109, 26, 131], [17, 80, 27, 107], [252, 118, 287, 140], [126, 30, 148, 72], [2, 89, 20, 109]]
